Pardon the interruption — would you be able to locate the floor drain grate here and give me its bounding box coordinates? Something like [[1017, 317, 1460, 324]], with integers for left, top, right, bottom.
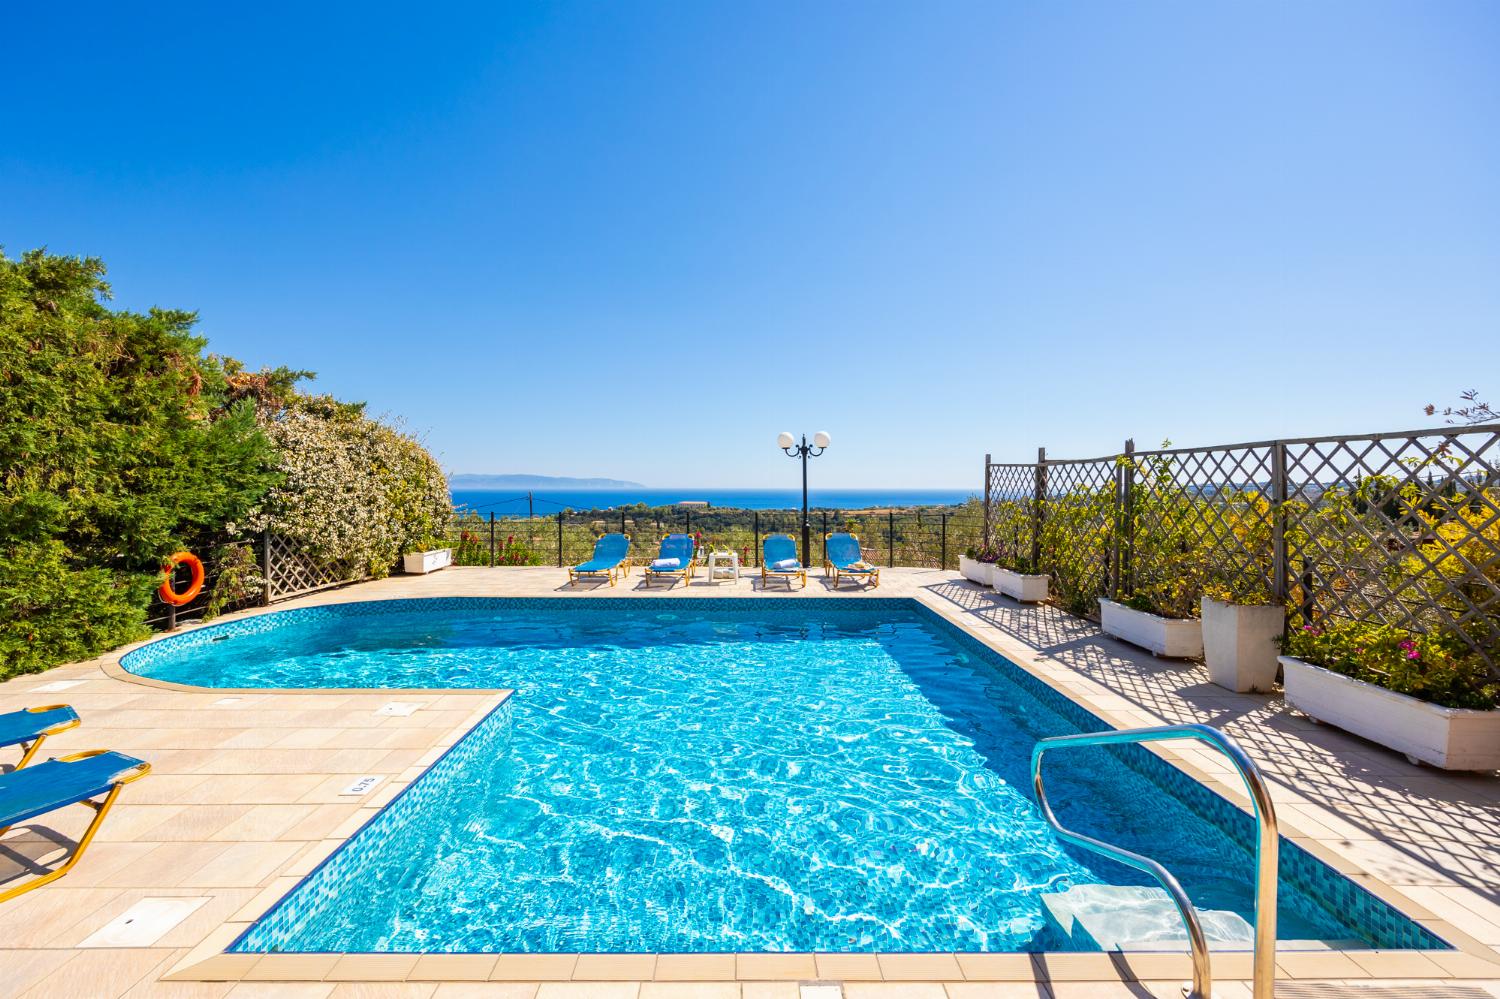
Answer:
[[78, 897, 210, 948]]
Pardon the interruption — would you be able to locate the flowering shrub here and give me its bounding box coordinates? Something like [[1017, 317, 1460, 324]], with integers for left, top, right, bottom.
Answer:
[[1284, 620, 1497, 710], [236, 398, 450, 579], [496, 536, 544, 566]]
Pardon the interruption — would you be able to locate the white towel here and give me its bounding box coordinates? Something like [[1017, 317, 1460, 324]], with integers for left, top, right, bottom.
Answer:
[[651, 557, 682, 570], [772, 558, 800, 570]]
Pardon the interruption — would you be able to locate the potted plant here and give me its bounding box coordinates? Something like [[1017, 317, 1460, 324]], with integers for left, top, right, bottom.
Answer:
[[1200, 580, 1285, 693], [990, 537, 1049, 603], [1099, 564, 1203, 658], [960, 545, 997, 587], [402, 536, 453, 574], [1100, 594, 1204, 658], [1281, 621, 1500, 770]]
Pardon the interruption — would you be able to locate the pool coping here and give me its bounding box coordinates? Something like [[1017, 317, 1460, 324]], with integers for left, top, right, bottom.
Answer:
[[94, 585, 1500, 987]]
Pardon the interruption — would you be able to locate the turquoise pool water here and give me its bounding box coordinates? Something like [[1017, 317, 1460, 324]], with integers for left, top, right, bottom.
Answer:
[[121, 598, 1443, 954]]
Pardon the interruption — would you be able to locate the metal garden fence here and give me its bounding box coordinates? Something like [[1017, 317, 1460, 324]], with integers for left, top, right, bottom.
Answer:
[[983, 424, 1500, 672], [145, 532, 369, 631], [442, 505, 986, 573]]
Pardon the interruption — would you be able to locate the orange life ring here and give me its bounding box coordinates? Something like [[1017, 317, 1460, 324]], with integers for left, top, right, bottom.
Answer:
[[159, 551, 205, 606]]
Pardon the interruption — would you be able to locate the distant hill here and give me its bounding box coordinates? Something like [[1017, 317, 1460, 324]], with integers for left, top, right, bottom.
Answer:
[[450, 473, 645, 489]]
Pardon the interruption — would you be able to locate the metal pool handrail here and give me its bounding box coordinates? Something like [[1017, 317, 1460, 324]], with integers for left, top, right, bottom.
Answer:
[[1031, 723, 1279, 999]]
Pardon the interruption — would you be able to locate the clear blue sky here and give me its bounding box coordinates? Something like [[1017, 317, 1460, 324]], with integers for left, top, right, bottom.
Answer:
[[3, 2, 1497, 489]]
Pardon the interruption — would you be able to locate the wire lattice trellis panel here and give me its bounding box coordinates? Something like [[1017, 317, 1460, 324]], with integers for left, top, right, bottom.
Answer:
[[985, 463, 1038, 557], [1037, 458, 1119, 615], [265, 533, 364, 601], [984, 424, 1500, 673], [1282, 428, 1500, 667], [1125, 443, 1278, 619]]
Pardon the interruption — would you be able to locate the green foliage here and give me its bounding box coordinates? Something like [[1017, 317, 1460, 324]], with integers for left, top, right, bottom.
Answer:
[[1285, 620, 1497, 710], [0, 248, 279, 677], [203, 542, 264, 619], [0, 541, 154, 677]]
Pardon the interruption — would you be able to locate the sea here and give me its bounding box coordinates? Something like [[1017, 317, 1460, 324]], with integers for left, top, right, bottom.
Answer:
[[450, 487, 975, 513]]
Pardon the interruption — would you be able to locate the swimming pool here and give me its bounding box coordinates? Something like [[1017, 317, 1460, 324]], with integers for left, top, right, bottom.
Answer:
[[121, 598, 1445, 955]]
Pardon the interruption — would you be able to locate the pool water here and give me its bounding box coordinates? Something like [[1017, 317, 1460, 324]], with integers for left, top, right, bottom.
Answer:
[[121, 598, 1441, 954]]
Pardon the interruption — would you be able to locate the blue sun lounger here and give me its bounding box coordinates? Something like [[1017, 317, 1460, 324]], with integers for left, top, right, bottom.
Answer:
[[825, 532, 881, 589], [1, 705, 80, 770], [0, 749, 150, 903], [643, 534, 696, 587], [760, 534, 806, 589], [569, 533, 632, 586]]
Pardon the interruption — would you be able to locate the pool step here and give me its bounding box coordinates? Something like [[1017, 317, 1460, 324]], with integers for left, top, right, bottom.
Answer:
[[1040, 884, 1254, 951]]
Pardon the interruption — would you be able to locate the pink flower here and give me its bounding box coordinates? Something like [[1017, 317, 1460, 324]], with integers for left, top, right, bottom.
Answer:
[[1407, 651, 1421, 660]]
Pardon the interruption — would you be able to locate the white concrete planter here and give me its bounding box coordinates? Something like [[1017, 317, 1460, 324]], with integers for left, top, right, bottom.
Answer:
[[1099, 598, 1203, 658], [1281, 656, 1500, 771], [993, 567, 1049, 603], [959, 556, 993, 587], [1201, 597, 1285, 693], [402, 548, 453, 574]]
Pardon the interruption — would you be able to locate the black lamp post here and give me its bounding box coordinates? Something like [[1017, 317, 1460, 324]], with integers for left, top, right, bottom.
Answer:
[[779, 431, 831, 566]]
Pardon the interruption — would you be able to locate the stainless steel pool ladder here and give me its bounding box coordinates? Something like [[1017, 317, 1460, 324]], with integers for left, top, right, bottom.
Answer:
[[1031, 723, 1278, 999]]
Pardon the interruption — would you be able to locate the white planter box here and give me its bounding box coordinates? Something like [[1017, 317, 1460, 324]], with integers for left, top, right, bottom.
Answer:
[[993, 567, 1049, 603], [402, 548, 453, 575], [1099, 598, 1203, 658], [1281, 656, 1500, 771], [1201, 597, 1284, 693], [959, 556, 993, 587]]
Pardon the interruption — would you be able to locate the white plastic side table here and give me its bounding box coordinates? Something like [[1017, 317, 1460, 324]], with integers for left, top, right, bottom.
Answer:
[[706, 551, 740, 584]]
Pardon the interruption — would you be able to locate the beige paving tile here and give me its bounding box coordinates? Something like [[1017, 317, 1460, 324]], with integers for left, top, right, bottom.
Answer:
[[1042, 985, 1145, 999], [638, 984, 739, 999], [652, 954, 737, 980], [1017, 955, 1126, 982], [944, 985, 1053, 999], [534, 985, 640, 999], [845, 985, 949, 999], [1429, 949, 1500, 977], [734, 953, 817, 979], [1273, 950, 1366, 979], [0, 948, 76, 997], [88, 841, 234, 889], [572, 955, 657, 980], [325, 955, 422, 982], [409, 956, 501, 982], [876, 954, 964, 981], [213, 805, 324, 842], [16, 947, 174, 999], [490, 956, 580, 981], [952, 955, 1043, 981], [0, 884, 125, 947], [117, 948, 238, 999], [180, 840, 305, 888], [243, 955, 341, 980], [1346, 949, 1449, 977], [327, 987, 438, 999], [227, 985, 336, 998], [815, 952, 883, 979], [738, 986, 798, 999], [431, 986, 539, 999]]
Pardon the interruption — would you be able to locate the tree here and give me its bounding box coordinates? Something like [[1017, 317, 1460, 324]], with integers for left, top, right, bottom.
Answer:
[[0, 248, 278, 676], [1426, 390, 1496, 426]]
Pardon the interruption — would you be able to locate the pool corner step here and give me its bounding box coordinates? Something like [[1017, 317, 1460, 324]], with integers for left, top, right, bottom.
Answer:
[[1040, 884, 1253, 951]]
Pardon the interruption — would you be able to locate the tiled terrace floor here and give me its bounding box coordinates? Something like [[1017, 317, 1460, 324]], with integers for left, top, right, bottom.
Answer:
[[2, 566, 1499, 998]]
